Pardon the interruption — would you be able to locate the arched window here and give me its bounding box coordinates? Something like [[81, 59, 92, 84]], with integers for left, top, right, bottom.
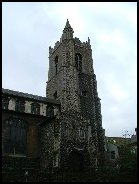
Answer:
[[75, 53, 82, 72], [2, 95, 9, 110], [31, 103, 40, 115], [46, 105, 54, 118], [66, 52, 70, 65], [55, 56, 58, 75], [3, 118, 27, 155], [15, 99, 25, 113]]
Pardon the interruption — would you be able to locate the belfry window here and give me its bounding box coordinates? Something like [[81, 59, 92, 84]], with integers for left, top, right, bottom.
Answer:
[[3, 118, 27, 155], [75, 53, 82, 72], [31, 103, 40, 115], [15, 99, 25, 113], [2, 96, 9, 110], [55, 56, 58, 75]]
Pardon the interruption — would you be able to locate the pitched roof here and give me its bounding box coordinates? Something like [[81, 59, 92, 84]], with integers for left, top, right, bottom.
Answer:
[[2, 88, 61, 105]]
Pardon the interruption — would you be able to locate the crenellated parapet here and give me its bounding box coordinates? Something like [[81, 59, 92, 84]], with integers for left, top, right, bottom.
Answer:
[[74, 37, 91, 49], [49, 41, 62, 56], [49, 37, 91, 56]]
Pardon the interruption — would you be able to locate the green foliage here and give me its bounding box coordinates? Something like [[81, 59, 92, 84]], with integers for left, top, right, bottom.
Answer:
[[118, 143, 137, 170]]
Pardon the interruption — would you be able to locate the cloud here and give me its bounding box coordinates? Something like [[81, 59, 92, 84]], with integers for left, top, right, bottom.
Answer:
[[2, 2, 137, 137]]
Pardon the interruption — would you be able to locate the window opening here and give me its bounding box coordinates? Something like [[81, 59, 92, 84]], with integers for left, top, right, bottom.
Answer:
[[111, 151, 115, 159], [15, 99, 25, 113], [2, 96, 9, 110], [79, 126, 85, 138], [55, 56, 58, 74], [46, 105, 54, 118], [3, 118, 27, 155], [31, 103, 40, 115], [75, 53, 82, 72], [81, 90, 87, 97], [65, 125, 69, 137]]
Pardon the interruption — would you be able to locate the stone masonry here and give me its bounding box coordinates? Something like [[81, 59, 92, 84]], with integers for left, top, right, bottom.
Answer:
[[41, 19, 105, 172]]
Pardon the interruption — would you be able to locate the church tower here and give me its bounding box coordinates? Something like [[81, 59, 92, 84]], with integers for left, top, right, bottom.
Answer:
[[43, 19, 105, 171]]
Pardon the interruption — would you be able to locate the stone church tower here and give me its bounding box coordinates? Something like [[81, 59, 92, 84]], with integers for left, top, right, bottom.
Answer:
[[41, 20, 105, 172]]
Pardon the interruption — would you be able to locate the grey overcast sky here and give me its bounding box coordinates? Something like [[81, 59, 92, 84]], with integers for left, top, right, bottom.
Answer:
[[2, 2, 137, 137]]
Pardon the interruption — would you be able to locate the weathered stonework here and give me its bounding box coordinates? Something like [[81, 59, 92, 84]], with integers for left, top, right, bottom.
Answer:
[[44, 19, 105, 171]]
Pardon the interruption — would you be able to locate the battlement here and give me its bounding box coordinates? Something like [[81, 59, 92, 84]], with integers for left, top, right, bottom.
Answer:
[[49, 36, 91, 56], [74, 37, 91, 49], [49, 40, 62, 56]]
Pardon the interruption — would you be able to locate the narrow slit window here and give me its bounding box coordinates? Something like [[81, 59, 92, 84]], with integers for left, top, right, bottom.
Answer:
[[79, 126, 85, 138], [55, 56, 58, 75]]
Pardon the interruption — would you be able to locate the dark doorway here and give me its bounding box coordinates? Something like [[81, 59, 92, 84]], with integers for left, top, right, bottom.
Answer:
[[68, 150, 84, 172]]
